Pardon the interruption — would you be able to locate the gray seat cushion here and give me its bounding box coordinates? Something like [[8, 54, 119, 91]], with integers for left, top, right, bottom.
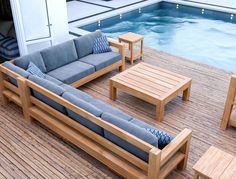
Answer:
[[79, 52, 121, 71], [101, 112, 159, 162], [44, 74, 63, 85], [74, 30, 102, 58], [131, 118, 173, 149], [2, 62, 30, 86], [47, 61, 95, 84], [14, 52, 47, 73], [40, 40, 78, 72], [90, 99, 132, 121], [63, 92, 103, 135], [28, 75, 66, 114], [60, 84, 93, 102]]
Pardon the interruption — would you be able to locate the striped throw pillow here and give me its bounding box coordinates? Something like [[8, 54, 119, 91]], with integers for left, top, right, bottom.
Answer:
[[0, 36, 19, 59], [145, 128, 173, 149], [27, 62, 45, 78], [93, 35, 112, 54], [0, 33, 4, 40]]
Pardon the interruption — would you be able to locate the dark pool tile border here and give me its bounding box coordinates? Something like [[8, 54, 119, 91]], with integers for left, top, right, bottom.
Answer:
[[180, 0, 236, 11], [78, 0, 116, 9], [69, 0, 148, 23], [69, 32, 81, 37]]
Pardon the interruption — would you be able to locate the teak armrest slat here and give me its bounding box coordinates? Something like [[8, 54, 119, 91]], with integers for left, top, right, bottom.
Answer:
[[108, 38, 125, 71], [4, 80, 20, 95], [161, 128, 192, 165], [0, 65, 21, 79], [108, 38, 124, 50], [159, 152, 185, 179]]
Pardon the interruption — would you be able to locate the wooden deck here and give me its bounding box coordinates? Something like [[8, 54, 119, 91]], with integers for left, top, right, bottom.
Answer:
[[0, 47, 236, 178]]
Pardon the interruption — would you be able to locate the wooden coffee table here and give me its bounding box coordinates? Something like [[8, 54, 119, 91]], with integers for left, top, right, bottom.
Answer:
[[109, 62, 192, 121], [193, 146, 236, 179]]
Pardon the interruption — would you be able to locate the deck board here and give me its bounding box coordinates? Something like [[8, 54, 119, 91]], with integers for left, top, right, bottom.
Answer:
[[0, 47, 236, 178]]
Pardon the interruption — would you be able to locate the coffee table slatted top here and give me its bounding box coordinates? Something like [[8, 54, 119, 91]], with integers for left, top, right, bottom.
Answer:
[[110, 63, 192, 121], [111, 63, 191, 101]]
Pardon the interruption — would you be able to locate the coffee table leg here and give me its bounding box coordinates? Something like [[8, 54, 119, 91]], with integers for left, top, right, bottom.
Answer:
[[156, 103, 165, 122], [110, 81, 117, 101], [194, 173, 200, 179], [183, 85, 191, 101]]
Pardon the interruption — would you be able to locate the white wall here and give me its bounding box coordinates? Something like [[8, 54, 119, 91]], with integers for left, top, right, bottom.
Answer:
[[10, 0, 70, 55]]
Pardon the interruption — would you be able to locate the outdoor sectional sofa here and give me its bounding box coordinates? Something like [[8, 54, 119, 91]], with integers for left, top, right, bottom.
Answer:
[[0, 31, 192, 179]]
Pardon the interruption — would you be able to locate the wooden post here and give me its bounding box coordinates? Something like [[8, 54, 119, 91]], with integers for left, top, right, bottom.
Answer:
[[17, 77, 33, 123], [148, 148, 161, 179], [156, 102, 165, 122], [119, 44, 125, 72], [177, 136, 191, 170], [0, 70, 9, 105], [183, 82, 192, 101], [140, 39, 144, 60], [109, 80, 117, 101], [130, 43, 134, 65], [221, 75, 236, 130]]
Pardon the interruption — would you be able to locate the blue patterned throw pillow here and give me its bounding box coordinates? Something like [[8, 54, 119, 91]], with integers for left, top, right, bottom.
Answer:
[[146, 128, 173, 149], [93, 35, 112, 54], [27, 62, 45, 78], [0, 33, 4, 40]]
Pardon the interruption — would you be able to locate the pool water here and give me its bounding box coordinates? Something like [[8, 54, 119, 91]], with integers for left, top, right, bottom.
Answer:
[[82, 6, 236, 72]]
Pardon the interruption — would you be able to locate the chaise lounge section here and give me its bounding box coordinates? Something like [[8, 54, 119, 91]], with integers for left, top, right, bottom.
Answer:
[[0, 31, 192, 179]]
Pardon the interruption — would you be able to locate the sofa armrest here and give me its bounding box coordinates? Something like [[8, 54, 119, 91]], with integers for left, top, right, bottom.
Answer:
[[161, 128, 192, 165], [108, 38, 125, 71], [108, 38, 123, 51]]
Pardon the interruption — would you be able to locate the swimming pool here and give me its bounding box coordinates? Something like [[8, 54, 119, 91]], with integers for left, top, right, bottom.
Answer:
[[81, 2, 236, 72]]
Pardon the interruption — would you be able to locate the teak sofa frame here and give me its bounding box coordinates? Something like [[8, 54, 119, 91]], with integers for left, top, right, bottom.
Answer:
[[221, 75, 236, 130], [0, 66, 192, 178], [0, 40, 192, 178]]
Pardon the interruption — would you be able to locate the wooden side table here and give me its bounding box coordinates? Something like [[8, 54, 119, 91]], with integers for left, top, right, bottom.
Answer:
[[118, 32, 144, 65], [193, 146, 236, 179]]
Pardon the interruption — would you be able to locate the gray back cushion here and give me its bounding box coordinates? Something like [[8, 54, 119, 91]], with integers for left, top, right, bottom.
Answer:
[[28, 75, 66, 114], [74, 30, 102, 58], [14, 52, 47, 73], [90, 99, 132, 121], [2, 62, 31, 86], [61, 84, 93, 102], [101, 112, 159, 162], [40, 40, 78, 72], [63, 92, 104, 135]]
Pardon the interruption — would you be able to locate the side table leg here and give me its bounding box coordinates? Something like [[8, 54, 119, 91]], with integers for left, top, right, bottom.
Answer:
[[156, 102, 165, 122], [109, 81, 117, 101], [140, 39, 144, 60], [130, 43, 134, 65], [194, 173, 200, 179]]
